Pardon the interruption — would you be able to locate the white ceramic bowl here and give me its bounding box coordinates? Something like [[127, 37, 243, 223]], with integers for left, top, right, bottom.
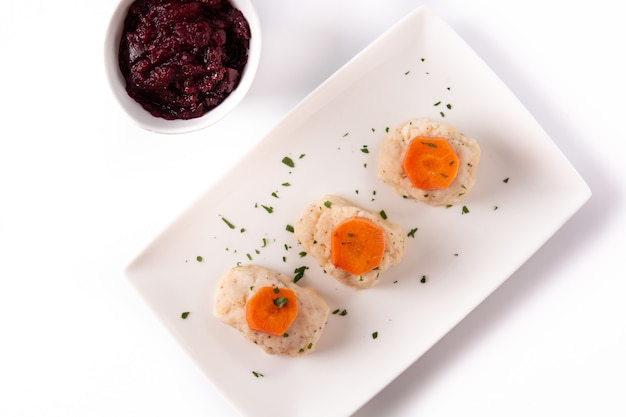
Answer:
[[104, 0, 261, 134]]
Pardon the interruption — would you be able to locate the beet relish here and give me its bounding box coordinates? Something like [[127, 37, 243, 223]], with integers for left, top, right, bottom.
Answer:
[[118, 0, 251, 120]]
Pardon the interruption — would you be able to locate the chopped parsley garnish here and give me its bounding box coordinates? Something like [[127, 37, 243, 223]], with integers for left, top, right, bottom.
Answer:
[[462, 206, 470, 214], [293, 266, 308, 283], [420, 275, 427, 283], [324, 200, 332, 208], [299, 251, 307, 257], [360, 145, 369, 154], [273, 297, 288, 308], [181, 312, 190, 319], [281, 156, 295, 168], [379, 210, 388, 220], [285, 224, 294, 233], [221, 216, 235, 229], [434, 101, 441, 106], [332, 309, 348, 316], [282, 182, 291, 187], [252, 371, 264, 378], [503, 177, 510, 183], [196, 256, 203, 262], [261, 205, 274, 214], [372, 331, 378, 339], [407, 228, 418, 238]]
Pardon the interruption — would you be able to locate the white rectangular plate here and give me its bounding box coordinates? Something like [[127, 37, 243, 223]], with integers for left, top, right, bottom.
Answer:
[[126, 6, 591, 417]]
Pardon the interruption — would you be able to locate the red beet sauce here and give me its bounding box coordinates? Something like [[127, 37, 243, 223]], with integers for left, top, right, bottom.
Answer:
[[118, 0, 251, 120]]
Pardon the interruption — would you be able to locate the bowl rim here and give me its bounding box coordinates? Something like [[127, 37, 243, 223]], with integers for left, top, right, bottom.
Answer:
[[104, 0, 262, 134]]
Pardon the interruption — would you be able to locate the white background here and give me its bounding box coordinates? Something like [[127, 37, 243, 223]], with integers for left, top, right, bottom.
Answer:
[[1, 0, 625, 416]]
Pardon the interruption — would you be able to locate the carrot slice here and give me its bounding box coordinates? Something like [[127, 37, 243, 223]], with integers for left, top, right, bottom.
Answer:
[[402, 137, 459, 190], [246, 286, 298, 336], [330, 216, 385, 276]]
